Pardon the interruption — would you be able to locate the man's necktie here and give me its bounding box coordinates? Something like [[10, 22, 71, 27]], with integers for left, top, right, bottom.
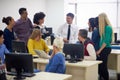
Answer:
[[67, 25, 71, 40]]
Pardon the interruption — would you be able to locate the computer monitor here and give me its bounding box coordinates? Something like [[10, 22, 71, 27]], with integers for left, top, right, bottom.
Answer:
[[12, 40, 27, 53], [46, 27, 55, 45], [5, 53, 34, 80], [46, 27, 52, 35], [63, 43, 84, 63]]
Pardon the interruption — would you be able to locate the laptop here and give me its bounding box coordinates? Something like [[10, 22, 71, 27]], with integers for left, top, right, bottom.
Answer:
[[34, 49, 50, 59]]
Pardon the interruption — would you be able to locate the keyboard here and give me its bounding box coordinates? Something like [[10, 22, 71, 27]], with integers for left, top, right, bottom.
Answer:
[[33, 55, 39, 58], [65, 57, 83, 62], [22, 73, 35, 77], [111, 43, 119, 45], [7, 72, 35, 77], [65, 58, 71, 61]]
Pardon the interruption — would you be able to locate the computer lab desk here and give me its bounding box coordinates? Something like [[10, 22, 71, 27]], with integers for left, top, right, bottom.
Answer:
[[108, 49, 120, 73], [7, 72, 72, 80], [33, 58, 102, 80]]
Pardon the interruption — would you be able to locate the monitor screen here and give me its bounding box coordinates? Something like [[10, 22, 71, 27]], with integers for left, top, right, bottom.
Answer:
[[5, 53, 34, 79], [63, 43, 84, 62], [12, 40, 27, 53], [46, 27, 55, 45], [46, 27, 52, 35]]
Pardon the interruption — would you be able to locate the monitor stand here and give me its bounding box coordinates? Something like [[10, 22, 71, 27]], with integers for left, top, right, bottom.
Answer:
[[68, 58, 77, 63], [14, 76, 25, 80], [13, 68, 26, 80]]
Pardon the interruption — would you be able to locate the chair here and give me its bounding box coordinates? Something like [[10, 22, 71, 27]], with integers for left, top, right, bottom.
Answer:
[[34, 69, 41, 73]]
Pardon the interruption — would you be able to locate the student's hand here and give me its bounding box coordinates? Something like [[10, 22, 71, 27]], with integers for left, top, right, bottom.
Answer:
[[33, 24, 37, 27], [63, 38, 69, 43], [16, 38, 20, 41], [97, 43, 106, 56], [50, 51, 55, 58], [46, 52, 49, 54], [96, 50, 101, 55], [46, 31, 49, 33]]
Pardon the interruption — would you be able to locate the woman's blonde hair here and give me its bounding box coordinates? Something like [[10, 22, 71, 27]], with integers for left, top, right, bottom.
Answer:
[[53, 37, 64, 52], [98, 13, 113, 39], [30, 29, 41, 40]]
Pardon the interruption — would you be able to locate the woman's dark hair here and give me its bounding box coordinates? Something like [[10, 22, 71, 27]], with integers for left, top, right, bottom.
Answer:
[[88, 18, 96, 31], [19, 8, 26, 15], [94, 17, 99, 28], [89, 18, 95, 27], [2, 16, 12, 25], [66, 13, 74, 19], [0, 30, 3, 37], [33, 12, 46, 25]]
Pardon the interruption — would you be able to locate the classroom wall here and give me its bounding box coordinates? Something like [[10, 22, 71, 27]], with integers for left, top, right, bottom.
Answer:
[[0, 0, 47, 30], [0, 0, 119, 37], [45, 0, 64, 34], [0, 0, 64, 34]]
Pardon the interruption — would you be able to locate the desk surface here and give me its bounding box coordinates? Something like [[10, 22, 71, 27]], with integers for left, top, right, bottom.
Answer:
[[111, 44, 120, 46], [33, 58, 102, 68], [31, 72, 72, 80], [7, 72, 72, 80], [111, 49, 120, 55]]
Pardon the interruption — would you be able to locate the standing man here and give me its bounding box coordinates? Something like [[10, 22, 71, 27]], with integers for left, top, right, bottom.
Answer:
[[13, 8, 33, 44], [57, 13, 78, 43]]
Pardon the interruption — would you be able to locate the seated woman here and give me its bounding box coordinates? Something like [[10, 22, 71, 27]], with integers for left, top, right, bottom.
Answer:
[[45, 37, 66, 74], [27, 29, 50, 55]]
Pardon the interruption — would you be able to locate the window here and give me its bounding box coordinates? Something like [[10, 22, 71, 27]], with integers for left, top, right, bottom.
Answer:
[[64, 0, 120, 38]]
